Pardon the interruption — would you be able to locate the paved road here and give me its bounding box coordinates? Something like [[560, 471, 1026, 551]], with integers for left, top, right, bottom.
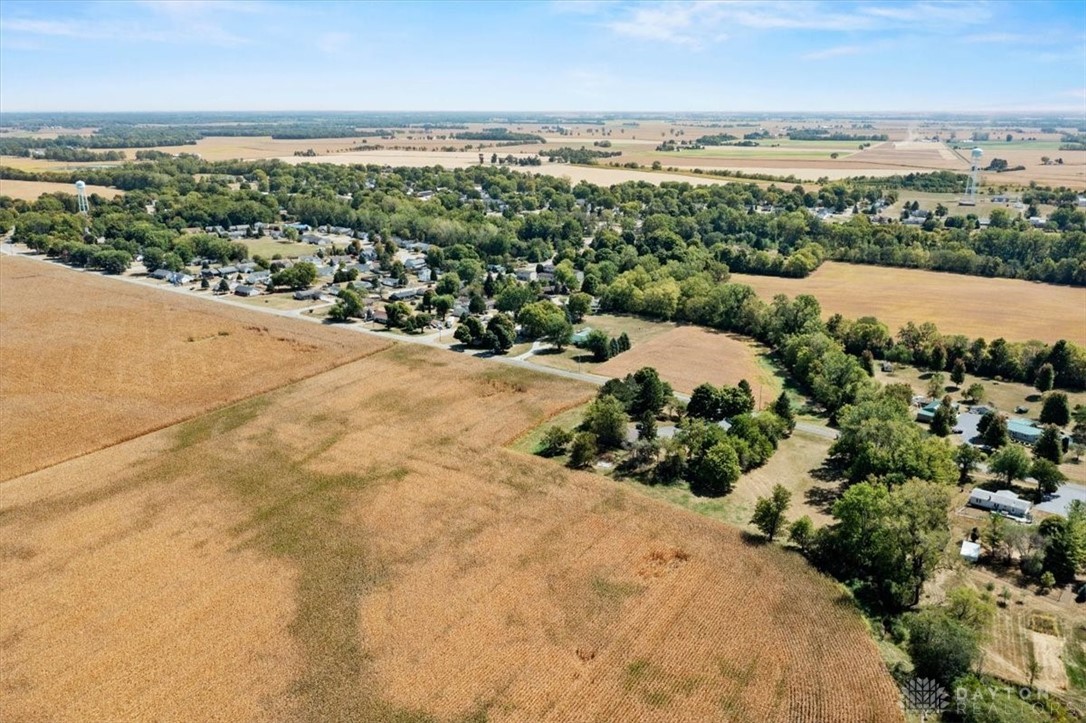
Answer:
[[1, 244, 840, 438]]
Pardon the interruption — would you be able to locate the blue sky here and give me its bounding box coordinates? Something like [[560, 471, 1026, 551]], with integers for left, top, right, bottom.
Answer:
[[1, 0, 1084, 113]]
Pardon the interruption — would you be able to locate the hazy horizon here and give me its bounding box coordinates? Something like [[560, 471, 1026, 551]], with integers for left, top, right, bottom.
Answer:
[[2, 0, 1084, 115]]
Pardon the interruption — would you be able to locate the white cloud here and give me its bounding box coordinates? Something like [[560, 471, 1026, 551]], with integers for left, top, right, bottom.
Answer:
[[606, 0, 992, 46], [2, 2, 263, 47]]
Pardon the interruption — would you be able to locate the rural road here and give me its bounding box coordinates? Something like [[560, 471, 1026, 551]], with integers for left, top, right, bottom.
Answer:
[[1, 243, 839, 438]]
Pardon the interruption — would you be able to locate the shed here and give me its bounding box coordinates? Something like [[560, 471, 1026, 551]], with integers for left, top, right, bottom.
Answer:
[[960, 540, 981, 563]]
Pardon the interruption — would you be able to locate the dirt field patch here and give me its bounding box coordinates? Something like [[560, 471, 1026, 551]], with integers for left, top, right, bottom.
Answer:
[[1, 327, 903, 721], [597, 325, 782, 405], [730, 261, 1086, 346], [0, 255, 385, 480], [0, 179, 120, 201]]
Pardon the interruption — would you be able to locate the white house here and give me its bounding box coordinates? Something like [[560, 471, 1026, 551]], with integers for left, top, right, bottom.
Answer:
[[968, 489, 1032, 520]]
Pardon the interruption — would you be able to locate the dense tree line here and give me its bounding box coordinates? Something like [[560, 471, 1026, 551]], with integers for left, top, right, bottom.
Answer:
[[787, 130, 888, 141], [35, 148, 126, 162], [5, 157, 1085, 284], [539, 147, 622, 164], [451, 129, 545, 143]]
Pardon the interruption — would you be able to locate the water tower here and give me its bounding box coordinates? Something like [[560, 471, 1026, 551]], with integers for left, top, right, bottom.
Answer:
[[75, 180, 89, 215], [960, 148, 982, 206]]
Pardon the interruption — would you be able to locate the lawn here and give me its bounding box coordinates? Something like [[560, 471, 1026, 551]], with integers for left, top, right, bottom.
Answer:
[[244, 237, 320, 259]]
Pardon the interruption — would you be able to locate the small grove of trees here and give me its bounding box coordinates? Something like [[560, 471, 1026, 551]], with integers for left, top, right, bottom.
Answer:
[[517, 301, 573, 350], [269, 261, 317, 291], [453, 313, 516, 353], [686, 381, 755, 422], [578, 329, 630, 362], [809, 480, 953, 611]]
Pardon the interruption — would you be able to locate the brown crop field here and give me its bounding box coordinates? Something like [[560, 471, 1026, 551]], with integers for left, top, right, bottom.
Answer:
[[0, 179, 121, 201], [730, 261, 1086, 346], [598, 325, 783, 405], [1, 281, 903, 721], [0, 255, 386, 480]]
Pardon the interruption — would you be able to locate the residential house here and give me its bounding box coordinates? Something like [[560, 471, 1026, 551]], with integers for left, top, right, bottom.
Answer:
[[967, 489, 1032, 520], [389, 287, 423, 301], [234, 285, 260, 297]]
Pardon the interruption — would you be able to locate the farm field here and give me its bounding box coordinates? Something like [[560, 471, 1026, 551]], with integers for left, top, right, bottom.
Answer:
[[730, 261, 1086, 346], [0, 330, 904, 721], [0, 254, 385, 480], [0, 178, 120, 200], [595, 325, 783, 406]]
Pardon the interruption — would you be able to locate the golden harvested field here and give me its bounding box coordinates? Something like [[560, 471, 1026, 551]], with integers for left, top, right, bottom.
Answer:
[[1, 273, 903, 720], [0, 255, 385, 480], [0, 178, 120, 200], [598, 325, 783, 405], [731, 261, 1086, 346]]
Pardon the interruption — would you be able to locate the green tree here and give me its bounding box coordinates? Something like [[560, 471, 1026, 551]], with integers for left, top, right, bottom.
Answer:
[[788, 516, 815, 553], [631, 367, 670, 417], [954, 443, 984, 484], [772, 391, 795, 432], [906, 609, 980, 687], [751, 484, 791, 541], [583, 395, 628, 449], [930, 396, 957, 437], [328, 288, 362, 322], [566, 291, 592, 322], [1034, 363, 1055, 393], [944, 586, 997, 634], [142, 246, 165, 272], [964, 382, 985, 403], [692, 440, 740, 496], [982, 413, 1008, 448], [94, 249, 133, 274], [584, 329, 611, 362], [1039, 392, 1070, 426], [1033, 425, 1063, 464], [542, 315, 573, 350], [568, 432, 597, 468], [435, 271, 460, 296], [271, 261, 317, 290], [637, 410, 657, 442], [486, 314, 516, 353], [495, 283, 534, 313], [988, 444, 1031, 485], [950, 358, 966, 386], [926, 372, 946, 398], [217, 277, 230, 293], [517, 300, 566, 339], [433, 294, 454, 320], [468, 293, 486, 315], [1029, 459, 1064, 501], [539, 426, 573, 457]]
